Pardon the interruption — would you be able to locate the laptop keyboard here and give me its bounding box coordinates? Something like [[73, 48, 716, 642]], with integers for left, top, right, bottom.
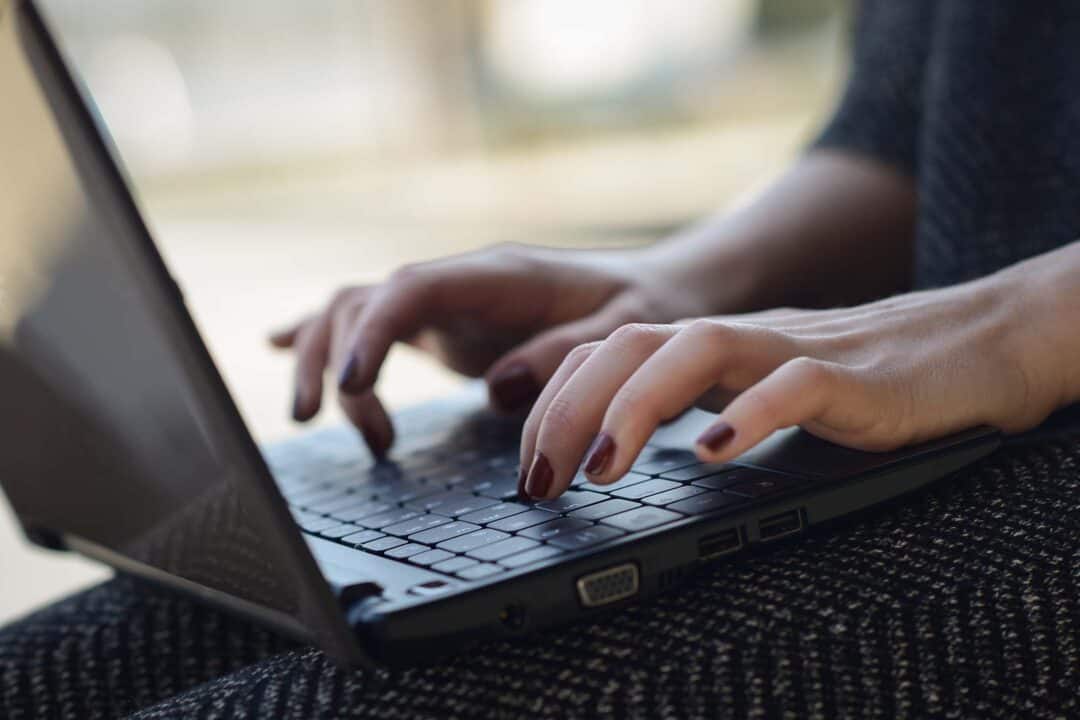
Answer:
[[268, 420, 804, 584]]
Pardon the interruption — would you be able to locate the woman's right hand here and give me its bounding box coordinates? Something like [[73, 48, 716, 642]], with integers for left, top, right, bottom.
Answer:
[[268, 243, 712, 457]]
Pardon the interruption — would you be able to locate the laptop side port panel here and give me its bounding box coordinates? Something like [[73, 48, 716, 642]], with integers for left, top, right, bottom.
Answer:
[[576, 562, 640, 608], [757, 508, 804, 542], [698, 527, 743, 560]]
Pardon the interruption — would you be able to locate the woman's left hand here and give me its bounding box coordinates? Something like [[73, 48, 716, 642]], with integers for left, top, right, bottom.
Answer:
[[518, 266, 1068, 500]]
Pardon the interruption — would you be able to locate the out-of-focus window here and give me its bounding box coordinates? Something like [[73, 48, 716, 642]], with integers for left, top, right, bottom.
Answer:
[[40, 0, 849, 438]]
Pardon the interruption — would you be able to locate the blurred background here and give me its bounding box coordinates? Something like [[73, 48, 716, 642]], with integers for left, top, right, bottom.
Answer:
[[2, 0, 850, 622]]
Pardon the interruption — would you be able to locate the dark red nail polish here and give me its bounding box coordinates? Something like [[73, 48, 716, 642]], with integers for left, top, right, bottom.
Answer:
[[360, 426, 386, 459], [697, 422, 735, 452], [525, 453, 553, 499], [584, 433, 615, 475], [517, 466, 528, 499], [338, 355, 360, 394], [291, 393, 307, 422], [490, 363, 540, 413]]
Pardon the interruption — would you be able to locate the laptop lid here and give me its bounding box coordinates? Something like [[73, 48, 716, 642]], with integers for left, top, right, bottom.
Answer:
[[0, 0, 368, 666]]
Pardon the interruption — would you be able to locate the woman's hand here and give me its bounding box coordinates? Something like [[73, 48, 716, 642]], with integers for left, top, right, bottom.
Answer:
[[519, 258, 1073, 499], [269, 244, 714, 455]]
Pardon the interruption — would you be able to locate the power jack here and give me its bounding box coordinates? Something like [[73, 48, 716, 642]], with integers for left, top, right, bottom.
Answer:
[[499, 604, 527, 631]]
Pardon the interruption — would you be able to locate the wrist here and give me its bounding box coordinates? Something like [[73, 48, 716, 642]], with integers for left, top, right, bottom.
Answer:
[[983, 247, 1080, 412]]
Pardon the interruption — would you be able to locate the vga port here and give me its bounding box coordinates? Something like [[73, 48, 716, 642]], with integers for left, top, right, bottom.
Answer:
[[576, 562, 639, 607]]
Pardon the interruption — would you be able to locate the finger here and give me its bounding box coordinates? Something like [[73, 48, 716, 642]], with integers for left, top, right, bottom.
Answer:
[[486, 296, 640, 414], [517, 341, 600, 496], [587, 320, 793, 484], [291, 316, 332, 422], [524, 323, 678, 499], [329, 299, 396, 456], [694, 357, 845, 462], [338, 267, 444, 395], [339, 390, 395, 459], [269, 322, 303, 349]]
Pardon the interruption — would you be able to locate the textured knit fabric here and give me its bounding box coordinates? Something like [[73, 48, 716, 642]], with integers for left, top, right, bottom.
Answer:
[[2, 430, 1080, 719], [814, 0, 1080, 289]]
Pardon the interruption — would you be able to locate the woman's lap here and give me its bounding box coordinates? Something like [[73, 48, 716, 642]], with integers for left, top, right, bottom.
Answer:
[[3, 434, 1080, 719]]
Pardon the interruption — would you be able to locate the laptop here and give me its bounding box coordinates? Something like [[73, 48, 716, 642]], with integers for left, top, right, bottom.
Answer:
[[0, 0, 1000, 667]]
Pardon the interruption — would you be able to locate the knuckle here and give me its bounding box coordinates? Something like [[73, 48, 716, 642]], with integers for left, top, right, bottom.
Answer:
[[565, 341, 600, 365], [683, 318, 737, 346], [608, 383, 658, 425], [607, 322, 660, 351], [540, 396, 580, 438], [388, 262, 426, 286], [788, 356, 832, 384], [328, 286, 356, 310]]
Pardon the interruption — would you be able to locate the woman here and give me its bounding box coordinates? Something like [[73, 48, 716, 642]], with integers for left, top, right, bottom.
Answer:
[[5, 2, 1080, 717], [273, 4, 1080, 501]]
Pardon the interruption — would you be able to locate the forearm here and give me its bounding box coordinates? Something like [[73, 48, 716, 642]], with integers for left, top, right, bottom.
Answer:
[[644, 149, 918, 313]]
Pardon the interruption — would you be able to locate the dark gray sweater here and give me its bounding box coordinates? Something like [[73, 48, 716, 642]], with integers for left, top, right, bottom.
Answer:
[[815, 0, 1080, 290]]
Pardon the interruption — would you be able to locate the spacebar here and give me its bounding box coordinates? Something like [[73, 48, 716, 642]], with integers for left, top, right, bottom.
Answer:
[[304, 536, 447, 592]]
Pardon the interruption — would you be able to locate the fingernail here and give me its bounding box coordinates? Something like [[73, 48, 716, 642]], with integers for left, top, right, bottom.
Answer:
[[291, 392, 307, 422], [525, 453, 553, 499], [584, 433, 615, 476], [490, 363, 540, 413], [360, 425, 387, 459], [697, 422, 735, 452], [516, 466, 528, 500], [338, 355, 361, 394]]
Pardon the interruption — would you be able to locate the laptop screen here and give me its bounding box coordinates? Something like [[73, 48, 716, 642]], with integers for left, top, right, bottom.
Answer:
[[0, 0, 354, 658]]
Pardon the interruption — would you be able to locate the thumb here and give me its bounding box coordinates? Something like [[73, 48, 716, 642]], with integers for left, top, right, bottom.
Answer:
[[485, 297, 637, 413]]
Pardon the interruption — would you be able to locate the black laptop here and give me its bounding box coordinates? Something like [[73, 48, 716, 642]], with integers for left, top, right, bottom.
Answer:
[[0, 0, 1000, 667]]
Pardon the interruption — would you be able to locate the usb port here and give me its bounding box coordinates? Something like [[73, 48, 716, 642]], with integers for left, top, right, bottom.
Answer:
[[758, 509, 803, 541], [698, 528, 742, 560]]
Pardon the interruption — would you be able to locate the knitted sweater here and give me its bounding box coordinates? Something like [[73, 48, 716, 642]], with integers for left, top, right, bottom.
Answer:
[[814, 0, 1080, 289]]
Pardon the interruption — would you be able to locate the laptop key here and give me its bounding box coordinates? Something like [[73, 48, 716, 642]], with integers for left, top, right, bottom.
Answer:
[[498, 544, 565, 569], [306, 492, 370, 515], [405, 491, 473, 514], [329, 501, 394, 523], [632, 449, 700, 476], [409, 521, 482, 545], [456, 564, 505, 581], [437, 528, 510, 554], [611, 479, 680, 500], [548, 525, 625, 551], [536, 490, 606, 514], [579, 472, 651, 495], [666, 491, 744, 515], [357, 508, 423, 530], [385, 543, 430, 560], [362, 536, 408, 552], [601, 507, 683, 532], [319, 523, 364, 539], [431, 556, 478, 574], [693, 467, 778, 491], [409, 548, 455, 566], [473, 476, 523, 501], [382, 514, 452, 537], [488, 509, 555, 533], [519, 517, 593, 541], [641, 485, 707, 506], [724, 473, 804, 498], [568, 498, 642, 521], [339, 529, 385, 546], [295, 515, 340, 533], [466, 536, 540, 562], [660, 462, 740, 482], [458, 502, 530, 526]]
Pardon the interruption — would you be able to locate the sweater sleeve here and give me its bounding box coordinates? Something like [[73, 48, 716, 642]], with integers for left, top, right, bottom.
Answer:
[[811, 0, 935, 176]]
